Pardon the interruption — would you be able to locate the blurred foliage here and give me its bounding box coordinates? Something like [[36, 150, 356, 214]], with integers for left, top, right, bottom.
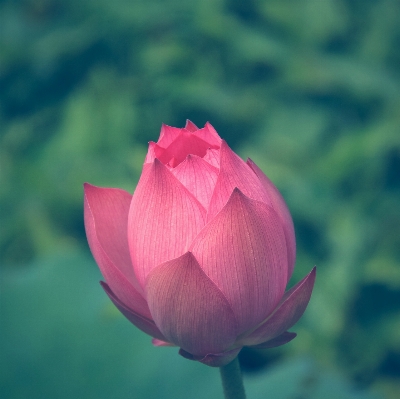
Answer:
[[1, 0, 399, 398]]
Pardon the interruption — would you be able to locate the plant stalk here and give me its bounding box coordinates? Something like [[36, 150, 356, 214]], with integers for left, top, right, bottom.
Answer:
[[219, 357, 246, 399]]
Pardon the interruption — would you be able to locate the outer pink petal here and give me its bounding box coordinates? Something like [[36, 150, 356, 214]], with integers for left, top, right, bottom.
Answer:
[[157, 124, 182, 148], [238, 267, 316, 347], [164, 130, 216, 166], [192, 122, 222, 147], [179, 347, 242, 368], [191, 188, 288, 334], [250, 331, 297, 349], [128, 159, 206, 287], [101, 282, 166, 341], [145, 252, 238, 356], [170, 154, 219, 208], [84, 184, 150, 318], [247, 158, 296, 281], [184, 120, 198, 131], [203, 148, 220, 169], [207, 141, 272, 222]]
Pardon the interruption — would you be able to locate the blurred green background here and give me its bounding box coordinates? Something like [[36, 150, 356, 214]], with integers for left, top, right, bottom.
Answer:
[[1, 0, 399, 398]]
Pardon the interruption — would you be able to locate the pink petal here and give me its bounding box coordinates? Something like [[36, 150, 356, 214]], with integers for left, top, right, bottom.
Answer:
[[238, 267, 316, 347], [84, 184, 150, 318], [157, 124, 182, 148], [128, 159, 206, 287], [168, 156, 180, 168], [184, 120, 198, 131], [247, 158, 296, 281], [250, 331, 297, 349], [144, 141, 172, 165], [164, 130, 216, 166], [207, 141, 272, 222], [101, 282, 166, 341], [192, 122, 222, 147], [179, 347, 242, 368], [203, 148, 220, 169], [152, 338, 176, 347], [191, 188, 288, 334], [145, 252, 238, 356], [170, 154, 219, 208]]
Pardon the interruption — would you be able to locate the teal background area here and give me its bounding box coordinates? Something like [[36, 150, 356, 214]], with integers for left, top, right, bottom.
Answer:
[[1, 1, 399, 398]]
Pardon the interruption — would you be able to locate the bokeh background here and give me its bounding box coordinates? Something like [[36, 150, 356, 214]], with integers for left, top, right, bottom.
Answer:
[[1, 0, 400, 398]]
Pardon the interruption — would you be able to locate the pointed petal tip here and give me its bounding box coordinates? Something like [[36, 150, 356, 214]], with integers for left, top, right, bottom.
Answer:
[[83, 182, 96, 192], [100, 281, 112, 292], [312, 265, 317, 273], [149, 157, 165, 170], [185, 119, 199, 131], [227, 186, 254, 205], [205, 121, 220, 134], [231, 186, 243, 196], [307, 266, 317, 284]]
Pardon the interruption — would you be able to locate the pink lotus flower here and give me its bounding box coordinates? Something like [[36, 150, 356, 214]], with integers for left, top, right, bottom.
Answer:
[[84, 121, 315, 367]]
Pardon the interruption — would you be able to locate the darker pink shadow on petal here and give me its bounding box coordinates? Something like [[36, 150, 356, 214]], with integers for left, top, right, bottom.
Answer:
[[128, 159, 206, 287], [101, 282, 166, 341], [239, 267, 316, 347], [145, 252, 238, 356], [247, 158, 296, 281], [157, 124, 182, 149], [179, 347, 242, 368], [165, 130, 217, 166], [191, 188, 288, 334], [250, 331, 297, 349], [84, 184, 150, 317]]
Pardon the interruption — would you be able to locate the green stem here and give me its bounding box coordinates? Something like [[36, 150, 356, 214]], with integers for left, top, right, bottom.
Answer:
[[219, 357, 246, 399]]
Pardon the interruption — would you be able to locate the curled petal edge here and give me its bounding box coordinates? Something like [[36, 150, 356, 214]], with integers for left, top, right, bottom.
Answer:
[[238, 267, 316, 347], [179, 347, 242, 368], [249, 331, 297, 349], [101, 282, 167, 342], [152, 338, 176, 347]]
